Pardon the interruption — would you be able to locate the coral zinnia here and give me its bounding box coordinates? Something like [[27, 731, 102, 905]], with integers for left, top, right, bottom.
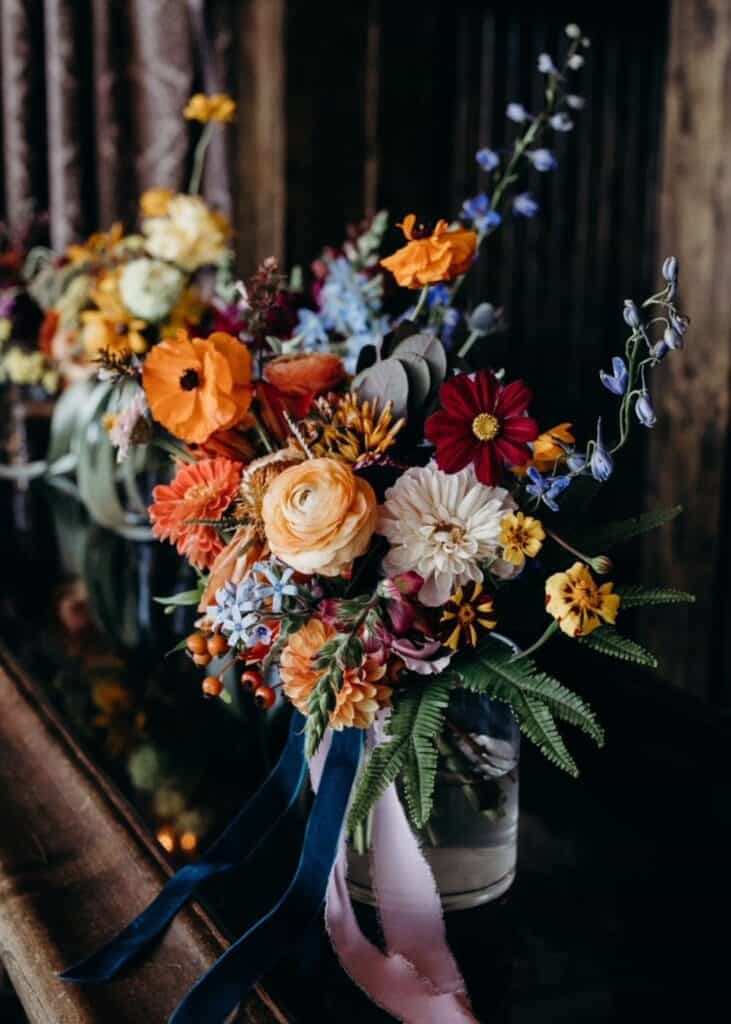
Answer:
[[149, 457, 242, 570], [380, 214, 477, 289], [143, 330, 253, 444], [425, 368, 539, 485], [280, 618, 336, 714], [545, 561, 620, 638]]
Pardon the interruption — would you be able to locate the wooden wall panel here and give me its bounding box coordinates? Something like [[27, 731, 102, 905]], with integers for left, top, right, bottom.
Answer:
[[643, 0, 731, 702]]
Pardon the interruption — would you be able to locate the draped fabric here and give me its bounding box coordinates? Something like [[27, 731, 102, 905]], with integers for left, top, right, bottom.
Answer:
[[0, 0, 235, 251]]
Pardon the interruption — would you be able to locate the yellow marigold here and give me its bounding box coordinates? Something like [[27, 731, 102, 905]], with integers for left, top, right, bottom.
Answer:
[[261, 457, 377, 576], [499, 511, 545, 567], [66, 223, 124, 263], [329, 658, 392, 731], [184, 92, 236, 123], [140, 187, 176, 218], [280, 618, 336, 714], [380, 213, 477, 289], [545, 561, 620, 638], [440, 581, 496, 650]]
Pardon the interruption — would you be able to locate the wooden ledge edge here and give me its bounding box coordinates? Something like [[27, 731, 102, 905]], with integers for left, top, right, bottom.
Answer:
[[0, 643, 289, 1024]]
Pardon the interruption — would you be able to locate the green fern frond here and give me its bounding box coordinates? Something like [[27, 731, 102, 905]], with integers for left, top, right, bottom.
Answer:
[[455, 646, 603, 747], [616, 584, 696, 608], [518, 695, 578, 776], [578, 625, 658, 666], [347, 677, 452, 834], [576, 505, 682, 550]]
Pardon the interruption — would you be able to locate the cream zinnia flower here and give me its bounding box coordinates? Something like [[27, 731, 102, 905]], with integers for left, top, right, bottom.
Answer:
[[142, 195, 230, 271], [378, 463, 517, 606]]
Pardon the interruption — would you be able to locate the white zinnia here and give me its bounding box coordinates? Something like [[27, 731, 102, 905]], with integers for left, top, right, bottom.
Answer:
[[378, 463, 517, 607]]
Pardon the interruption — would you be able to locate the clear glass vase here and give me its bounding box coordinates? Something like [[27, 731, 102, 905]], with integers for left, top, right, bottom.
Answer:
[[348, 693, 520, 911]]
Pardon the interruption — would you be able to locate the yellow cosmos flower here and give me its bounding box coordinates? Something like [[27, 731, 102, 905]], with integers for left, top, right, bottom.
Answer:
[[184, 92, 236, 123], [440, 581, 497, 650], [499, 511, 545, 567], [545, 561, 620, 638]]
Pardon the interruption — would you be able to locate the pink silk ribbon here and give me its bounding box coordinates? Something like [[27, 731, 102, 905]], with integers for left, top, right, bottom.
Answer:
[[309, 727, 479, 1024]]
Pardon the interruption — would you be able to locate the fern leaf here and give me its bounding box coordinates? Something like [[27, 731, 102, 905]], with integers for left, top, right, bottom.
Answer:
[[518, 696, 578, 777], [456, 646, 603, 747], [347, 678, 452, 834], [578, 625, 657, 667], [616, 584, 695, 608], [577, 505, 682, 550]]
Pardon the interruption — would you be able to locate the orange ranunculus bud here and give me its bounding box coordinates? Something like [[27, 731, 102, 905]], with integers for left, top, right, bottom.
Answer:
[[264, 352, 345, 397], [380, 214, 477, 289]]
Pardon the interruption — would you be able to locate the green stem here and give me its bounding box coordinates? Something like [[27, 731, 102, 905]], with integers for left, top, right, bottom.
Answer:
[[154, 438, 196, 463], [457, 329, 481, 359], [188, 122, 215, 196], [250, 410, 275, 453], [510, 620, 559, 663], [411, 284, 430, 321]]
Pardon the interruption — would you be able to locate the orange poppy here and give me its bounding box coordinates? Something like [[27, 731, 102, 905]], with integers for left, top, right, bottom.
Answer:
[[264, 352, 345, 397], [380, 214, 477, 289], [143, 330, 253, 444]]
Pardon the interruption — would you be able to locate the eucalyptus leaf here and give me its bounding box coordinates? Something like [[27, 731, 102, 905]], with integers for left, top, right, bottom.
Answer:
[[352, 357, 410, 419]]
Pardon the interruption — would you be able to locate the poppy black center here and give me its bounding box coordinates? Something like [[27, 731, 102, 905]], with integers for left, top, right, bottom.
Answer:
[[179, 368, 200, 391]]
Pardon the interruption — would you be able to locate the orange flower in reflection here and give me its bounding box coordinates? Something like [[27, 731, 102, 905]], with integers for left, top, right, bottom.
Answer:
[[149, 457, 242, 570], [380, 214, 477, 289]]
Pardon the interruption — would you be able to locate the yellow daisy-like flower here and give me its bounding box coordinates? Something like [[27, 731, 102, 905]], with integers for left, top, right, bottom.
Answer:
[[183, 92, 236, 123], [545, 561, 620, 638], [306, 393, 406, 468], [440, 581, 497, 651], [499, 511, 545, 568], [140, 187, 176, 218]]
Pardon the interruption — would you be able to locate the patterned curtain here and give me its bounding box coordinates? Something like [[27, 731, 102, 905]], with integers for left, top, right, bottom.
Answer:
[[0, 0, 235, 251]]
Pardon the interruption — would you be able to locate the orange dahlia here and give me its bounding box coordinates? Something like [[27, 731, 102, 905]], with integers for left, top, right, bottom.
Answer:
[[329, 658, 392, 731], [143, 330, 253, 444], [280, 618, 336, 714], [380, 214, 477, 289], [149, 457, 242, 570]]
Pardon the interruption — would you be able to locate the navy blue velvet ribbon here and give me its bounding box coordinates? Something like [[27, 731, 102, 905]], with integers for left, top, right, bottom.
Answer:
[[168, 727, 363, 1024], [61, 710, 307, 983]]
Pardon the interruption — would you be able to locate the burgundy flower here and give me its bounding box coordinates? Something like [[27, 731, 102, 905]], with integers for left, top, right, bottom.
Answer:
[[425, 368, 539, 485]]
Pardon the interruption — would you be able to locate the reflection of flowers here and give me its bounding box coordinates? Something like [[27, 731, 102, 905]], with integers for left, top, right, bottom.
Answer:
[[92, 679, 146, 757], [149, 457, 242, 569], [262, 457, 377, 576], [118, 258, 185, 322], [379, 463, 516, 606], [545, 561, 620, 638], [143, 330, 253, 444], [142, 195, 231, 272], [380, 214, 477, 289]]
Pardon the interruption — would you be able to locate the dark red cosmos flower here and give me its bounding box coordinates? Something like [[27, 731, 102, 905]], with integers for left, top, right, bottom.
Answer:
[[425, 368, 539, 485]]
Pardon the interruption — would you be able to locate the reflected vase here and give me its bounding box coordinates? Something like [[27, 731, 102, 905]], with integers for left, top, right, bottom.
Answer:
[[348, 692, 520, 911]]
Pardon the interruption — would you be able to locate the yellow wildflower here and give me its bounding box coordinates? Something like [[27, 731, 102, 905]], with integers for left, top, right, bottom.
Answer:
[[183, 93, 236, 123], [440, 581, 497, 650], [545, 561, 620, 638], [140, 187, 175, 218], [305, 393, 405, 468], [514, 422, 575, 476], [66, 223, 125, 263], [499, 511, 545, 567]]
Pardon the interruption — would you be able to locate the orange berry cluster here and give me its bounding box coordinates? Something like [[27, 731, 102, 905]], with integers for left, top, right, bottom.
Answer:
[[185, 632, 276, 708]]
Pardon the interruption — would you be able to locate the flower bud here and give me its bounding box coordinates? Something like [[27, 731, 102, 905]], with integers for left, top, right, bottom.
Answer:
[[663, 325, 682, 351], [567, 452, 587, 473], [565, 23, 581, 38], [662, 256, 678, 283], [670, 312, 689, 336], [468, 302, 497, 335], [589, 418, 613, 482], [590, 555, 613, 575], [651, 339, 669, 361], [622, 300, 642, 329], [635, 391, 656, 428]]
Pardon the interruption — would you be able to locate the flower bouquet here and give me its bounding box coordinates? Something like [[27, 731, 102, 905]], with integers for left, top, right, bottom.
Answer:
[[9, 94, 239, 532], [63, 25, 695, 1023]]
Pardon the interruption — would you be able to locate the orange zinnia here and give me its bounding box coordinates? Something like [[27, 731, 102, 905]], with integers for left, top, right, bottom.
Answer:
[[143, 330, 253, 444], [149, 457, 242, 570], [380, 214, 477, 289]]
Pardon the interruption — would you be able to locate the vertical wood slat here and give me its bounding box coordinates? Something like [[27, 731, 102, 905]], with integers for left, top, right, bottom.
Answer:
[[643, 0, 731, 700], [235, 0, 286, 269]]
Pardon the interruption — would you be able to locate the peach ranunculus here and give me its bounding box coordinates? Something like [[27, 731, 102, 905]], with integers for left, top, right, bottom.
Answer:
[[264, 353, 345, 398], [380, 214, 477, 289], [142, 330, 253, 444], [198, 524, 265, 612], [261, 457, 377, 576], [149, 457, 242, 570]]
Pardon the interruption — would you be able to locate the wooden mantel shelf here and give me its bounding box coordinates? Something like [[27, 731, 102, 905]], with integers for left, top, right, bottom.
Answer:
[[0, 647, 287, 1024]]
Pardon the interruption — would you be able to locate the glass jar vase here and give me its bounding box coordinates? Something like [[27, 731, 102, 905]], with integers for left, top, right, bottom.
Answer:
[[348, 693, 519, 911]]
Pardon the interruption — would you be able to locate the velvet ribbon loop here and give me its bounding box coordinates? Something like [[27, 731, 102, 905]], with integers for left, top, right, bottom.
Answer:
[[167, 726, 363, 1024], [61, 710, 307, 983]]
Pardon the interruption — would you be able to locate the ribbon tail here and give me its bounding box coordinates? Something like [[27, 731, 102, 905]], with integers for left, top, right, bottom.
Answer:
[[61, 710, 307, 983], [167, 728, 362, 1024]]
